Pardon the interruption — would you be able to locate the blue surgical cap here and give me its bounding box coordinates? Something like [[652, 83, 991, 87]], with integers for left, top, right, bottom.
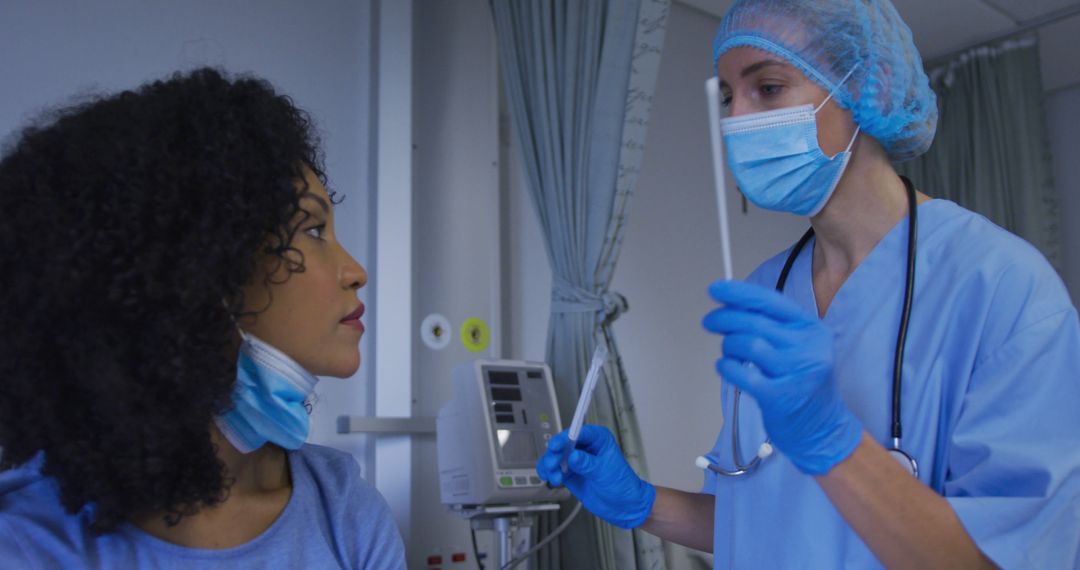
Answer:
[[712, 0, 938, 162]]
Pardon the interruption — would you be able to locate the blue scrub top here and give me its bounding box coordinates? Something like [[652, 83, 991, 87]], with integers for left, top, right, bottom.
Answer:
[[0, 444, 406, 569], [702, 200, 1080, 568]]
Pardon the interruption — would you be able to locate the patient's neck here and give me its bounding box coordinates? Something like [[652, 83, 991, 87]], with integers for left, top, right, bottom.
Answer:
[[129, 427, 292, 549], [212, 426, 291, 495]]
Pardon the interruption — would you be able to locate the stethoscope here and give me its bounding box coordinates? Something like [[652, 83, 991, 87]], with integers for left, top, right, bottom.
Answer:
[[697, 176, 920, 478]]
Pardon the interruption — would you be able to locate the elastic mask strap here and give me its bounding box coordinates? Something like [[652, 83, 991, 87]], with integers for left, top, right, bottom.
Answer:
[[825, 125, 862, 161], [814, 63, 860, 114], [844, 125, 861, 154], [220, 298, 317, 399], [221, 298, 250, 342]]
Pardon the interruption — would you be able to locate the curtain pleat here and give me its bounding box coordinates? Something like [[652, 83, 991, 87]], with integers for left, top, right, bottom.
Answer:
[[490, 0, 670, 567], [898, 37, 1060, 268]]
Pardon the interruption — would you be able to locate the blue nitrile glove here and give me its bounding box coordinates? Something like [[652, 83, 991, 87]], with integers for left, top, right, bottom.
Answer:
[[535, 425, 656, 529], [703, 280, 863, 475]]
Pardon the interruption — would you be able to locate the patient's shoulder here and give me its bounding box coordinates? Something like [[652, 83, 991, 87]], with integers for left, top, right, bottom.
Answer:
[[292, 444, 405, 568]]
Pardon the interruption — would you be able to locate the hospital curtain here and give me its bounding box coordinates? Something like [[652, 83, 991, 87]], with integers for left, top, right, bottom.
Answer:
[[897, 36, 1060, 267], [489, 0, 670, 568]]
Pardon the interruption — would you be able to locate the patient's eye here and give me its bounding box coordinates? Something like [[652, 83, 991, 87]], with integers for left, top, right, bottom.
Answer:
[[304, 224, 326, 241]]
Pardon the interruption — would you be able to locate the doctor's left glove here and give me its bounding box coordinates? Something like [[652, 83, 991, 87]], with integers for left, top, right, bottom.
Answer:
[[535, 425, 656, 529], [704, 280, 863, 476]]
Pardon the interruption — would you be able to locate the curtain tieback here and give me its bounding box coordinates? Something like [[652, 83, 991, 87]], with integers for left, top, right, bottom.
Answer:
[[550, 278, 629, 324]]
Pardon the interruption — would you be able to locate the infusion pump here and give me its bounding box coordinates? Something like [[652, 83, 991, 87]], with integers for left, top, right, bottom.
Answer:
[[437, 359, 570, 507]]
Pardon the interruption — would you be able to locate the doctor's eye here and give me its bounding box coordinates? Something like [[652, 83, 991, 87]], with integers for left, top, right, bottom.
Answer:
[[759, 84, 784, 98], [720, 92, 733, 107]]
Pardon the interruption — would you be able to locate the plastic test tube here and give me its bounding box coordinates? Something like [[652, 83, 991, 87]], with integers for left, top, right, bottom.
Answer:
[[559, 342, 609, 474]]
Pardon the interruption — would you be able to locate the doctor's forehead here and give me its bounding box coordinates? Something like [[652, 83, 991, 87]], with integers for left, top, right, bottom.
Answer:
[[716, 48, 798, 86]]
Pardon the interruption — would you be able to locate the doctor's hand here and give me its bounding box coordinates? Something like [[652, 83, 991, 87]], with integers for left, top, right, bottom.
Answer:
[[703, 280, 863, 476], [535, 425, 656, 529]]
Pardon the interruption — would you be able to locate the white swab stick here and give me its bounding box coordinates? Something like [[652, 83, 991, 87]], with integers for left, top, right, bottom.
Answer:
[[705, 77, 734, 282]]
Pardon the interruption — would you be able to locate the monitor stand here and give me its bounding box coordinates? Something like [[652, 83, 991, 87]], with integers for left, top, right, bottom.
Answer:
[[449, 503, 561, 569]]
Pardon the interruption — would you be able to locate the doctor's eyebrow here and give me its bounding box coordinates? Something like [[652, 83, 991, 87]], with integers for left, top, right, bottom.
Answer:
[[719, 59, 790, 89], [741, 59, 788, 78]]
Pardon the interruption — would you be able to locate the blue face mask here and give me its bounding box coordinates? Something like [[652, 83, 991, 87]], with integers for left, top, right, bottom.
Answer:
[[719, 69, 859, 217], [215, 330, 319, 453]]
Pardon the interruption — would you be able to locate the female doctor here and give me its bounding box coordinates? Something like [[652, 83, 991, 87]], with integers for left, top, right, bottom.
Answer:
[[536, 0, 1080, 567]]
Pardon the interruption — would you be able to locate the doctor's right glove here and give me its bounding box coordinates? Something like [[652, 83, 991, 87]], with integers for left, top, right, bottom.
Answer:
[[703, 280, 864, 475], [535, 425, 656, 529]]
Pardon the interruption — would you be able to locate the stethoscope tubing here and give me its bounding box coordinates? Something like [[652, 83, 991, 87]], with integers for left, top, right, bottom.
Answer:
[[705, 176, 919, 478]]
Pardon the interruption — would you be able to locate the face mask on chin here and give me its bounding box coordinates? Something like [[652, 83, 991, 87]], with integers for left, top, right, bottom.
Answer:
[[214, 328, 319, 454]]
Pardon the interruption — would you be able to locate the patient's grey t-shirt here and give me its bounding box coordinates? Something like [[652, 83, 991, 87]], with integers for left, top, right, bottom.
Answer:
[[0, 444, 405, 569]]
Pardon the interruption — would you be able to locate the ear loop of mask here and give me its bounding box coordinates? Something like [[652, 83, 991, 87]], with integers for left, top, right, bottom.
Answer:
[[221, 299, 250, 341], [219, 298, 320, 413], [813, 64, 861, 160], [813, 64, 859, 114]]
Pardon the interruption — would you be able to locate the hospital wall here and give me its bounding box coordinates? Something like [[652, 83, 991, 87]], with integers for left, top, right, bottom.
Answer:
[[0, 0, 377, 490], [408, 0, 507, 566], [1047, 86, 1080, 307]]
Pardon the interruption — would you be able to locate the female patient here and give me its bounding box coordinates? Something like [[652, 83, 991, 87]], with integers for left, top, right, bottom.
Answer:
[[0, 68, 405, 568]]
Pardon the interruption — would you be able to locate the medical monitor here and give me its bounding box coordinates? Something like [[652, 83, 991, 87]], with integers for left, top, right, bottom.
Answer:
[[437, 359, 569, 507]]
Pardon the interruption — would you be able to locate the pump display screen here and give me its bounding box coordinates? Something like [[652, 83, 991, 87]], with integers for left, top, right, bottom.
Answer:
[[484, 366, 557, 469], [496, 429, 538, 465]]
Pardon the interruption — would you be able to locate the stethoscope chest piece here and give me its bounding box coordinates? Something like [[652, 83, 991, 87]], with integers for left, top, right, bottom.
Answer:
[[887, 446, 919, 478]]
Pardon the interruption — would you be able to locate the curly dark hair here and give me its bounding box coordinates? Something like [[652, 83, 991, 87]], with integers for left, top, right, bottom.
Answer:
[[0, 67, 330, 532]]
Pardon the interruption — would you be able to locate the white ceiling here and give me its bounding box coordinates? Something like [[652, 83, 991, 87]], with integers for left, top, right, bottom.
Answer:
[[677, 0, 1080, 92]]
